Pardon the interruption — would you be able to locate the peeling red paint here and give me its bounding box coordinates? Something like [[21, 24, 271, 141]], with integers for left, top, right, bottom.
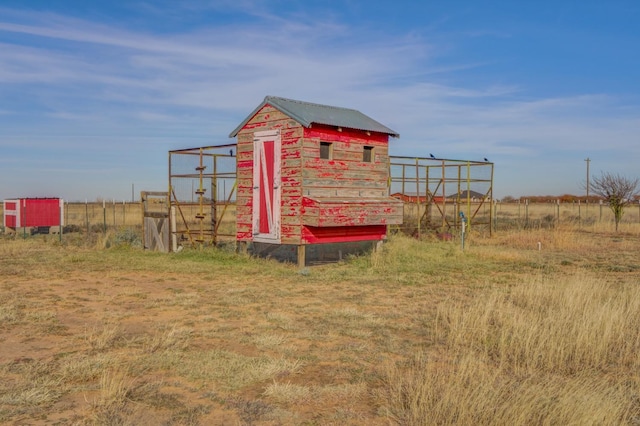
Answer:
[[304, 124, 388, 143], [233, 99, 400, 248], [302, 225, 386, 244]]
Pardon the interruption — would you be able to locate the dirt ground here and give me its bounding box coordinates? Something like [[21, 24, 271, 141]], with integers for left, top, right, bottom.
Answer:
[[1, 241, 472, 425]]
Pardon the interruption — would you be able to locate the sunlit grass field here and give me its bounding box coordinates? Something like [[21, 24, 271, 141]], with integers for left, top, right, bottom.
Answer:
[[1, 220, 639, 424]]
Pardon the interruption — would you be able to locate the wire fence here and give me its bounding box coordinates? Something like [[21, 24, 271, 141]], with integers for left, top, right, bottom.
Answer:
[[493, 199, 640, 231], [1, 201, 143, 243], [3, 198, 640, 245], [389, 156, 494, 237], [169, 145, 237, 247]]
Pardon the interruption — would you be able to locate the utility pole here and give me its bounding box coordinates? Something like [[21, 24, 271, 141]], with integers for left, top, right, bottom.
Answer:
[[585, 157, 590, 211]]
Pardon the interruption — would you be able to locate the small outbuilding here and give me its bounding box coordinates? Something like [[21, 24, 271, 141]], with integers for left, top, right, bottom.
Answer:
[[229, 96, 403, 265], [3, 198, 63, 232]]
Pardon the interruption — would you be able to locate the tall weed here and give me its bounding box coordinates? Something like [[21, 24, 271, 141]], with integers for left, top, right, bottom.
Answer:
[[381, 272, 640, 424]]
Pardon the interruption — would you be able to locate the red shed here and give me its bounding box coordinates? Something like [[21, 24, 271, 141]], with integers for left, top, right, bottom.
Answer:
[[3, 198, 63, 230], [229, 96, 403, 265]]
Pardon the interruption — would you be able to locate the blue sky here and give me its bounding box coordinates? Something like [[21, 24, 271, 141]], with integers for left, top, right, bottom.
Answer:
[[1, 0, 638, 201]]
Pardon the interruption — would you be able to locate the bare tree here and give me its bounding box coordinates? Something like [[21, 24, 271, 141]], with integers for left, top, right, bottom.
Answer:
[[587, 172, 639, 231]]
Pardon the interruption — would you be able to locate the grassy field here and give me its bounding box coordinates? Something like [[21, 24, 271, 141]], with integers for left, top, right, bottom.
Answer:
[[1, 221, 639, 424]]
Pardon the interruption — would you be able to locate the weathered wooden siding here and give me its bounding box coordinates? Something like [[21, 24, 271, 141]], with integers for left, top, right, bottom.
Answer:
[[235, 105, 303, 244], [297, 124, 401, 243], [301, 197, 403, 227], [301, 125, 391, 198]]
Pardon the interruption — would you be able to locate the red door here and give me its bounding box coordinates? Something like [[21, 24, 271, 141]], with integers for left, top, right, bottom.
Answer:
[[252, 130, 281, 243]]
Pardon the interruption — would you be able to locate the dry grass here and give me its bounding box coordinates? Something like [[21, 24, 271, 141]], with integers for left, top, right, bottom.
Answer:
[[381, 352, 637, 426], [380, 274, 640, 425], [482, 275, 637, 373], [1, 227, 639, 424], [143, 324, 192, 354], [92, 367, 136, 410], [85, 322, 121, 352], [379, 271, 640, 425], [157, 349, 304, 391]]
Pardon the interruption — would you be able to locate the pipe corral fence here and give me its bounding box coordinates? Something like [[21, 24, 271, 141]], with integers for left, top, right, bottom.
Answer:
[[389, 156, 494, 238], [168, 144, 237, 249], [167, 144, 494, 250]]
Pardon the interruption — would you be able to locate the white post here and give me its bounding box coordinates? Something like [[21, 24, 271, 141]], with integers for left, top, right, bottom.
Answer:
[[170, 206, 177, 252], [59, 199, 64, 242]]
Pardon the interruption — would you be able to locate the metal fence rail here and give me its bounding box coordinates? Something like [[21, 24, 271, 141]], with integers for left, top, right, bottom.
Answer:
[[389, 156, 494, 237], [169, 144, 237, 249]]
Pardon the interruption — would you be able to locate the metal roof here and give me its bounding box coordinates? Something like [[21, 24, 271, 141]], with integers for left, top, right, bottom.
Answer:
[[229, 96, 399, 138]]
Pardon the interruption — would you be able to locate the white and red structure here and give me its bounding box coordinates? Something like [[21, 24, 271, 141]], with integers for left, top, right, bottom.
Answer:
[[3, 198, 64, 230], [229, 96, 403, 265]]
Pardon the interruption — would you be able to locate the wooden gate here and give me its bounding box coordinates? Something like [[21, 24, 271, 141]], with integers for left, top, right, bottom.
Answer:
[[141, 191, 169, 252]]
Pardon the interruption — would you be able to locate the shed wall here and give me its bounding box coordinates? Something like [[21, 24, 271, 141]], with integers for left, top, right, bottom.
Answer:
[[3, 198, 62, 228], [236, 105, 304, 244], [301, 124, 390, 198]]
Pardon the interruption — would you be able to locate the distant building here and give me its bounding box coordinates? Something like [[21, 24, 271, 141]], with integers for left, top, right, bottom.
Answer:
[[3, 198, 63, 232]]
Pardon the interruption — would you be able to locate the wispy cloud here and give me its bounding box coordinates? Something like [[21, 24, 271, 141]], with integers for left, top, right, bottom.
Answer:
[[0, 11, 423, 113]]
